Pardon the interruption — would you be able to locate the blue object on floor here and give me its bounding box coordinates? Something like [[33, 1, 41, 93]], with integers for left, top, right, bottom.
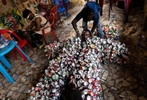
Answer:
[[14, 41, 33, 64], [0, 40, 33, 69], [0, 40, 33, 83], [0, 40, 16, 69], [57, 0, 68, 19], [0, 56, 12, 69], [0, 63, 14, 84]]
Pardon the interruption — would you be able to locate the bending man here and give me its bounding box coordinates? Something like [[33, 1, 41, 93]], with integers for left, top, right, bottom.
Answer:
[[72, 1, 104, 38]]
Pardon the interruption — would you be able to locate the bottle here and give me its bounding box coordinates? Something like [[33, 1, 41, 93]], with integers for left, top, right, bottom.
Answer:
[[0, 34, 8, 48]]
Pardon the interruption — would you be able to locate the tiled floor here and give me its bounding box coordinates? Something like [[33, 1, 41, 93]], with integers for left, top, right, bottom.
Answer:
[[1, 1, 147, 100]]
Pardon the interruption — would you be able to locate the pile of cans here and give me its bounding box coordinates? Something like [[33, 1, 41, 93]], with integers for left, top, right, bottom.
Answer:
[[28, 36, 130, 100], [102, 23, 119, 40], [45, 36, 130, 65]]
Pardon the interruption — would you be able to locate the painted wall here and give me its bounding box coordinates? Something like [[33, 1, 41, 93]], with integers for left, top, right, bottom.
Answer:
[[0, 0, 14, 14], [0, 0, 39, 30], [0, 0, 85, 14], [0, 0, 85, 30]]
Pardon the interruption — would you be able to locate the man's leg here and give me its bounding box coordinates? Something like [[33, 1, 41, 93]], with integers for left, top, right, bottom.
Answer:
[[97, 26, 104, 38], [97, 11, 104, 38], [30, 32, 43, 47]]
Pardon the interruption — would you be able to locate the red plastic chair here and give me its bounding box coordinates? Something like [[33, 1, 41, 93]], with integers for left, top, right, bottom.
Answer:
[[42, 12, 59, 44], [45, 5, 58, 29], [1, 30, 34, 61]]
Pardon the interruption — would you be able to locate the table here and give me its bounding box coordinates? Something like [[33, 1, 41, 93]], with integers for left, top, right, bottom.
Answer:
[[0, 40, 33, 83]]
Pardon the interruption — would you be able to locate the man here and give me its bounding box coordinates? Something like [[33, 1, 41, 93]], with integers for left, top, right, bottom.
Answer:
[[22, 9, 49, 48], [72, 1, 104, 38]]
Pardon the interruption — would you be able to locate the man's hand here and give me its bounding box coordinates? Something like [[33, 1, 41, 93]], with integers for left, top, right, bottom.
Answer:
[[92, 31, 98, 37], [76, 30, 80, 37], [76, 32, 80, 37]]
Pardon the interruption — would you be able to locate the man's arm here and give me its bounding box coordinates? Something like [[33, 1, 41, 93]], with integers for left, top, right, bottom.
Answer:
[[91, 25, 97, 35], [71, 11, 83, 37], [32, 17, 42, 31], [71, 18, 80, 37], [26, 17, 41, 32], [25, 21, 35, 31]]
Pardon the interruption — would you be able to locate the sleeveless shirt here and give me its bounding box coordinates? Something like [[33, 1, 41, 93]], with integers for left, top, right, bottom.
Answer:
[[33, 14, 51, 35]]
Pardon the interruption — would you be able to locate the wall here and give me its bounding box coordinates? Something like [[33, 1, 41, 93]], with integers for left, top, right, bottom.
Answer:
[[0, 0, 85, 14], [0, 0, 85, 30], [0, 0, 37, 14], [0, 0, 14, 14], [0, 0, 39, 30]]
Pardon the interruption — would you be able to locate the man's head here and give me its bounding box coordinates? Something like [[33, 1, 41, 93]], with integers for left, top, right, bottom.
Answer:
[[83, 7, 94, 21], [22, 9, 34, 20], [81, 29, 91, 41], [68, 81, 77, 90]]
